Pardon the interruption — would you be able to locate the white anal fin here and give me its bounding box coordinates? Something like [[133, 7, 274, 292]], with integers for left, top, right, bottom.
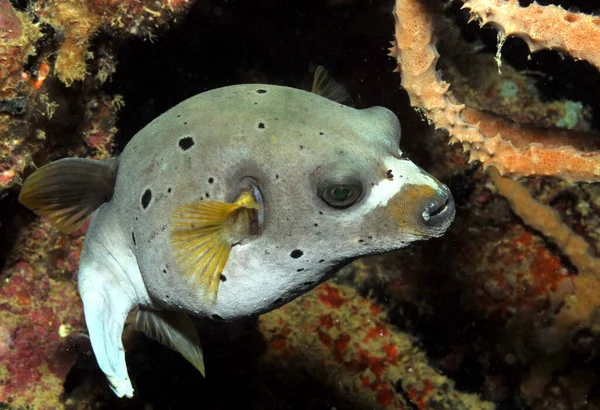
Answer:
[[78, 205, 150, 398], [135, 309, 205, 376], [82, 288, 135, 398]]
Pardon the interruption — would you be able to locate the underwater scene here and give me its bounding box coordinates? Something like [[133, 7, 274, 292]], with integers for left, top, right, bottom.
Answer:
[[1, 0, 600, 408]]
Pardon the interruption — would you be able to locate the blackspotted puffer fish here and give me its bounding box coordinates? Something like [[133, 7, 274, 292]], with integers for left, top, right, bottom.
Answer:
[[19, 67, 455, 398]]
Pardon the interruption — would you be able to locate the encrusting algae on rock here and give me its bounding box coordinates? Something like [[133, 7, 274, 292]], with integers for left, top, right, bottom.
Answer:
[[0, 220, 87, 409], [259, 281, 494, 409], [0, 0, 194, 192]]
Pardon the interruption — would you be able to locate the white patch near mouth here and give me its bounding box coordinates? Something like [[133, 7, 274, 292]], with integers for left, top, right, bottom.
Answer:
[[361, 156, 438, 214]]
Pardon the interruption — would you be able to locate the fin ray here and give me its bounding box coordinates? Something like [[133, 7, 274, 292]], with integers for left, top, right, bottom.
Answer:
[[135, 309, 205, 376], [19, 158, 118, 233], [311, 65, 355, 107], [170, 192, 259, 301]]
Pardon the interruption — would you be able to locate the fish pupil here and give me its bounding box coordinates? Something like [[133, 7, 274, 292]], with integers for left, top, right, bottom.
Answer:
[[332, 186, 351, 201]]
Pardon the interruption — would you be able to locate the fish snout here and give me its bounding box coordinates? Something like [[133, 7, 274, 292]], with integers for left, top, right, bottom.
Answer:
[[383, 173, 456, 239], [421, 185, 455, 233]]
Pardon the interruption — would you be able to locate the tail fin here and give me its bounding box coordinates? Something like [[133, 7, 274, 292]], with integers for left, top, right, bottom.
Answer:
[[19, 158, 119, 233]]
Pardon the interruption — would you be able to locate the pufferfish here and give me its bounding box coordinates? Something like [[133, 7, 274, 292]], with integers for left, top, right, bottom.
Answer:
[[18, 67, 455, 398]]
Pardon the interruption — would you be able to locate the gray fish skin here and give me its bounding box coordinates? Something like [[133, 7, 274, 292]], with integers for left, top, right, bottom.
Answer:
[[76, 84, 455, 397]]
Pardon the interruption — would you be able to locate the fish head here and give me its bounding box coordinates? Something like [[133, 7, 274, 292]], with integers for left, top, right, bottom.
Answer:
[[214, 94, 455, 316], [249, 103, 454, 257]]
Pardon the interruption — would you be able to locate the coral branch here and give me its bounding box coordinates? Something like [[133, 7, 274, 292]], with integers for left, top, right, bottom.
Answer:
[[488, 167, 598, 275], [462, 0, 600, 71], [259, 282, 494, 409], [489, 167, 600, 347], [391, 0, 600, 401], [390, 0, 600, 182]]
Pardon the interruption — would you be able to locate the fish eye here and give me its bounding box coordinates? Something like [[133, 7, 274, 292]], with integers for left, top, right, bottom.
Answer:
[[318, 177, 363, 208]]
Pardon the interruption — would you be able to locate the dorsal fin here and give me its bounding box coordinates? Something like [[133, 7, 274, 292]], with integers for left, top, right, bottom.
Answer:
[[311, 65, 355, 107], [18, 158, 119, 233]]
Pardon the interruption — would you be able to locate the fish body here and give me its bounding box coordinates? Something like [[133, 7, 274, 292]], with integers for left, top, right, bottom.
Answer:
[[19, 70, 455, 398]]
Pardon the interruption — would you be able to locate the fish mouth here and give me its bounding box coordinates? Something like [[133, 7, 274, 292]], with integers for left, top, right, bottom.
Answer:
[[421, 186, 455, 235]]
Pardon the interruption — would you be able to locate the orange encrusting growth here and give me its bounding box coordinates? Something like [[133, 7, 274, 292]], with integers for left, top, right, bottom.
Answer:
[[461, 0, 600, 71], [489, 167, 600, 343], [391, 0, 600, 183]]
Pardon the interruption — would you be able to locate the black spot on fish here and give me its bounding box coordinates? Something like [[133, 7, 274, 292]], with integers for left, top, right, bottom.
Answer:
[[177, 114, 181, 118], [131, 232, 136, 246], [163, 268, 167, 274], [212, 314, 225, 321], [256, 89, 267, 94], [386, 169, 394, 179], [296, 268, 304, 272], [135, 216, 139, 221], [318, 211, 323, 215], [166, 294, 170, 298], [141, 189, 152, 209], [184, 121, 188, 125], [299, 145, 304, 149], [253, 102, 258, 105], [271, 298, 282, 306], [319, 132, 324, 135], [167, 187, 172, 193], [208, 177, 214, 184], [205, 192, 210, 198], [220, 274, 227, 282], [258, 122, 265, 129], [314, 223, 318, 227], [275, 175, 279, 179], [290, 249, 303, 259], [179, 136, 194, 150], [319, 259, 325, 263]]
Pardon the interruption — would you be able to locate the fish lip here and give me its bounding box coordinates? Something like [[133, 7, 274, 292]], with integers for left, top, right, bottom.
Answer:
[[421, 186, 455, 232]]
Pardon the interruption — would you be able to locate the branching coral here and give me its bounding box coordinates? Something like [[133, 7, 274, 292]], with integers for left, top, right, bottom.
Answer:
[[390, 0, 600, 183], [390, 0, 600, 404], [260, 282, 494, 409], [391, 0, 600, 327]]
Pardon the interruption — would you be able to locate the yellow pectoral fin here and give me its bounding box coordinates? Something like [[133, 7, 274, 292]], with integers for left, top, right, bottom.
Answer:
[[170, 193, 260, 302]]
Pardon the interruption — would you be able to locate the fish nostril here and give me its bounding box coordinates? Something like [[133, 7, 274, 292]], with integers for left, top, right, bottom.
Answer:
[[422, 190, 455, 226]]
